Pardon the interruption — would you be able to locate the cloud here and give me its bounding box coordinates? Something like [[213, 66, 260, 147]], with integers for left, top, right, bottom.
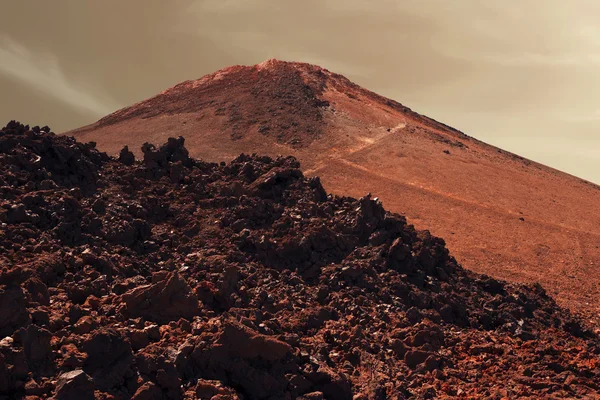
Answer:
[[174, 1, 377, 79], [383, 1, 600, 68], [445, 50, 600, 67], [0, 36, 117, 116]]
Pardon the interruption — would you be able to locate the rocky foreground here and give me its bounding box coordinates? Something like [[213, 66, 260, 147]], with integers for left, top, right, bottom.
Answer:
[[0, 121, 599, 399]]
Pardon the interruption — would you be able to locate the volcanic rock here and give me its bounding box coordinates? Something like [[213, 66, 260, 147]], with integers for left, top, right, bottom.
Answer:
[[119, 145, 136, 166], [131, 381, 162, 400], [120, 271, 199, 324], [214, 320, 293, 361], [0, 121, 598, 398], [81, 329, 134, 391], [0, 286, 30, 337], [55, 369, 94, 400]]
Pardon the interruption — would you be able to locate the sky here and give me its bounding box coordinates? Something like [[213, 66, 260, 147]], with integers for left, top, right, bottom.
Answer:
[[2, 1, 600, 182]]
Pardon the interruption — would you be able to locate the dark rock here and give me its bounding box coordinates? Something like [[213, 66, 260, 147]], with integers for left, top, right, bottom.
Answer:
[[24, 277, 50, 306], [214, 321, 292, 361], [120, 272, 199, 324], [0, 286, 30, 337], [55, 370, 94, 400], [390, 339, 408, 358], [81, 329, 133, 391], [192, 379, 240, 399], [119, 146, 135, 166], [423, 355, 441, 371], [130, 329, 150, 351], [404, 350, 431, 369], [18, 325, 53, 366], [131, 382, 162, 400], [0, 353, 9, 392], [299, 392, 324, 400]]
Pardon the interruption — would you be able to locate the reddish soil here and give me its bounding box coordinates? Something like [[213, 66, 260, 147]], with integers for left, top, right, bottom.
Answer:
[[1, 121, 599, 399], [69, 60, 600, 327]]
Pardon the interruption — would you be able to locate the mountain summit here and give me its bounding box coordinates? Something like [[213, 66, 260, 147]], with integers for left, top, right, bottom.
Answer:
[[72, 59, 461, 154], [70, 60, 600, 323]]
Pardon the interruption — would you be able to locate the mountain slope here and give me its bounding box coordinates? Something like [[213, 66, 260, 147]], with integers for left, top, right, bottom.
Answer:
[[69, 59, 600, 324]]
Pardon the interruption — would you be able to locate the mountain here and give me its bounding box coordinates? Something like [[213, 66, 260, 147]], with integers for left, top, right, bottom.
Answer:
[[69, 59, 600, 324]]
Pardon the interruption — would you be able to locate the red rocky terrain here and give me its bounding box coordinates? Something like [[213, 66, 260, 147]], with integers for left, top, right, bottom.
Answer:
[[1, 121, 599, 399], [69, 60, 600, 327]]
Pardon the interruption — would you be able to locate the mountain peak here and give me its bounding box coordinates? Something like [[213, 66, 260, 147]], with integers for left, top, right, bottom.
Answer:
[[255, 58, 335, 77], [93, 59, 376, 147], [256, 58, 300, 70], [191, 59, 321, 87], [90, 59, 446, 149]]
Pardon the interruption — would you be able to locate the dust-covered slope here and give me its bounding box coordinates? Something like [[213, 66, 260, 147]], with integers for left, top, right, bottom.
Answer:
[[69, 60, 600, 325], [2, 121, 599, 399]]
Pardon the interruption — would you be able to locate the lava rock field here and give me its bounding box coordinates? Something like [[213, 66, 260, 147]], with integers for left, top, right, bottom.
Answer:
[[0, 121, 598, 399]]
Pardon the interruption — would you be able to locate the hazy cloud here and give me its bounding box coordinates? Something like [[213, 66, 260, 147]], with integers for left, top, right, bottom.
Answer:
[[421, 2, 600, 67], [0, 36, 117, 117]]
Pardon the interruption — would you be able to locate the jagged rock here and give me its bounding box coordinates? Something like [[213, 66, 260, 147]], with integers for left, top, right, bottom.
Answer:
[[404, 350, 432, 370], [58, 343, 87, 370], [214, 321, 292, 361], [131, 381, 162, 400], [120, 272, 199, 324], [142, 136, 191, 178], [81, 329, 133, 391], [17, 325, 53, 367], [0, 353, 9, 392], [24, 277, 50, 306], [130, 329, 150, 351], [119, 145, 135, 165], [390, 339, 407, 358], [299, 392, 324, 400], [0, 286, 30, 337], [160, 136, 190, 165], [191, 379, 240, 399], [55, 370, 94, 400]]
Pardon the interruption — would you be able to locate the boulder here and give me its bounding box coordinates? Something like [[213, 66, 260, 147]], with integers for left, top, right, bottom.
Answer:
[[0, 286, 30, 337], [55, 370, 94, 400], [214, 321, 292, 362], [121, 272, 199, 324]]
